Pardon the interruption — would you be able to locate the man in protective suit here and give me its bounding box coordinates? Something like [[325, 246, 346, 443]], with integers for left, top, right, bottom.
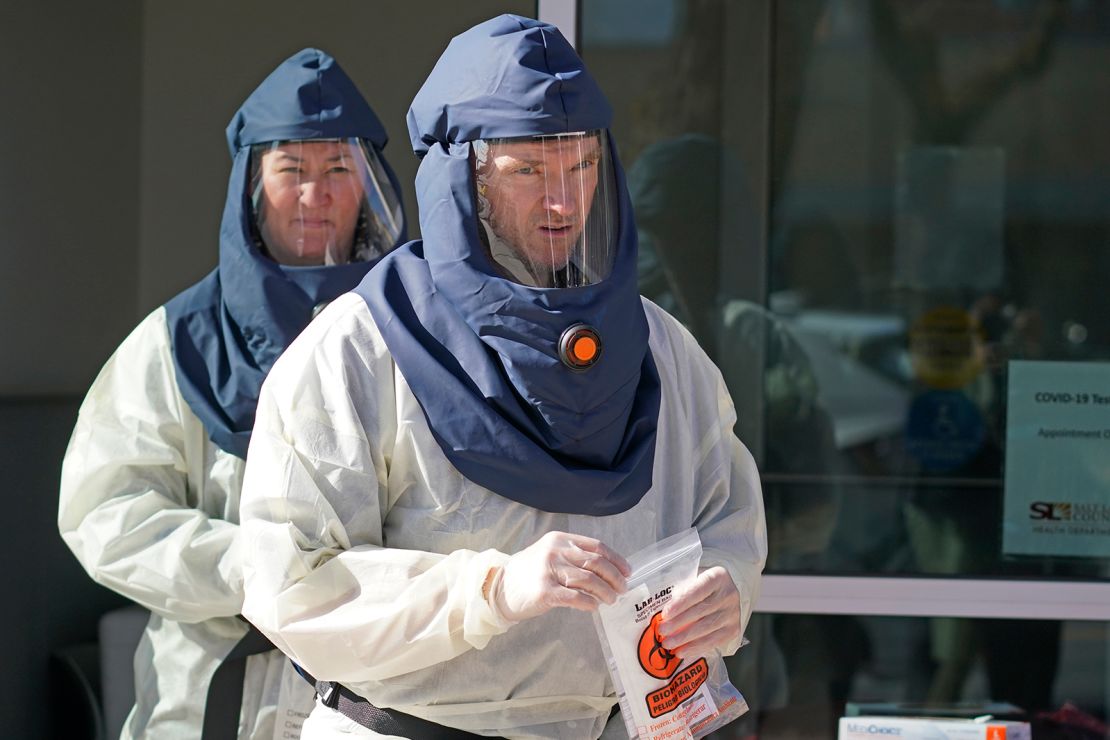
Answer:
[[239, 16, 766, 739], [59, 49, 406, 739]]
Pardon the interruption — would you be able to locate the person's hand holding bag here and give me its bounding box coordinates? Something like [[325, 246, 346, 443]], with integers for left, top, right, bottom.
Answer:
[[658, 566, 741, 659], [486, 531, 631, 622]]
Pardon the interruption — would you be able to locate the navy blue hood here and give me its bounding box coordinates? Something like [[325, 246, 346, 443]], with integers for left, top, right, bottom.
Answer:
[[165, 48, 406, 458], [357, 16, 660, 515]]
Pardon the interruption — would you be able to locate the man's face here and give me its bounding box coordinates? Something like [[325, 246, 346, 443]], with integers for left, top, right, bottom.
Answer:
[[479, 135, 602, 271], [255, 140, 364, 266]]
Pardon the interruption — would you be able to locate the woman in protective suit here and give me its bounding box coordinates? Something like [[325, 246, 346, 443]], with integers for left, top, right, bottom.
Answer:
[[239, 17, 766, 739], [58, 48, 406, 739]]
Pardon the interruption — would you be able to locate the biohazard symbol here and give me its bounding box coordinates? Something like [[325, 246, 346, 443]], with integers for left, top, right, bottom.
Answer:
[[638, 611, 681, 679]]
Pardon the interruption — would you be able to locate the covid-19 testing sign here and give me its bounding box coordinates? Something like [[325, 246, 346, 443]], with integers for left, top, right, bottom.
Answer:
[[1003, 360, 1110, 558]]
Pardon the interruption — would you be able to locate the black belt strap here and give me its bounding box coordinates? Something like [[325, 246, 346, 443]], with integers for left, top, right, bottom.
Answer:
[[297, 664, 498, 739], [201, 622, 276, 740]]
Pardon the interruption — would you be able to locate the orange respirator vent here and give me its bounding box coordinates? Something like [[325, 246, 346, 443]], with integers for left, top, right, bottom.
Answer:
[[558, 323, 603, 371]]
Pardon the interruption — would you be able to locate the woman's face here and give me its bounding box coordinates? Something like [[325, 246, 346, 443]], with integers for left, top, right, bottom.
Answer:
[[255, 140, 364, 266]]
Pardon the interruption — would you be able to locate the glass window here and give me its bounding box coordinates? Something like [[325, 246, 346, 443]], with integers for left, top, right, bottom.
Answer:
[[581, 1, 1110, 733], [583, 0, 1110, 581]]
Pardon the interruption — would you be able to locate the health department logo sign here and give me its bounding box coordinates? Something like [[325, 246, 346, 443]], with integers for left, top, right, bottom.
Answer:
[[1030, 501, 1110, 522], [1029, 502, 1072, 521]]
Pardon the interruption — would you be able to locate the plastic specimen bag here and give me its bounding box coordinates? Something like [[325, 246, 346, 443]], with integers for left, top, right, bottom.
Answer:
[[593, 528, 747, 739]]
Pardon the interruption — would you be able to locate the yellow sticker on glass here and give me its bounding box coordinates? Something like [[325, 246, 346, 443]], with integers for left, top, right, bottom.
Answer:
[[909, 306, 984, 389]]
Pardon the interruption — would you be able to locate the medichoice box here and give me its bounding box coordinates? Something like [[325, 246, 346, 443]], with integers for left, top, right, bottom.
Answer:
[[838, 716, 1031, 740]]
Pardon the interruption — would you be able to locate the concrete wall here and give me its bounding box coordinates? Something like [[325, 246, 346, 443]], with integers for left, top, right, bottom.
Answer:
[[0, 2, 143, 397]]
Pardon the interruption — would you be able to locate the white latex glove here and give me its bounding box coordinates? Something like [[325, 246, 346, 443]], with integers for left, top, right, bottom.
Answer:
[[657, 566, 741, 659], [486, 531, 631, 622]]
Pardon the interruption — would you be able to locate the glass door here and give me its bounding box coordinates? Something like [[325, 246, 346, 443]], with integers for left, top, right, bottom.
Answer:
[[541, 0, 1110, 735]]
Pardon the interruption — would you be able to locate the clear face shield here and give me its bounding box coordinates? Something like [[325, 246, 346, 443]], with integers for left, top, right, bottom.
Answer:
[[250, 138, 404, 266], [473, 130, 618, 288]]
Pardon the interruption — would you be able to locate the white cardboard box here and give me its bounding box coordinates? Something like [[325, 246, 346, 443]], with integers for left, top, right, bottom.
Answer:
[[838, 716, 1031, 740]]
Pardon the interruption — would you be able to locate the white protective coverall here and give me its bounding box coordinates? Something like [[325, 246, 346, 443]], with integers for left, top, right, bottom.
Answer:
[[239, 293, 768, 739], [59, 308, 314, 739]]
